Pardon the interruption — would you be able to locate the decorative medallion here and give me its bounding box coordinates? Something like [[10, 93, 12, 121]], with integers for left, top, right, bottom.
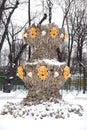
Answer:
[[17, 66, 25, 80], [63, 66, 70, 80], [54, 71, 59, 78], [27, 72, 32, 78], [50, 27, 58, 39], [22, 31, 28, 42], [37, 66, 48, 80], [29, 27, 37, 39]]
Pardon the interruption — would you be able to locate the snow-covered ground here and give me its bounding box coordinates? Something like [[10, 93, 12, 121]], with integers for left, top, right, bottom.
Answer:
[[0, 89, 87, 130]]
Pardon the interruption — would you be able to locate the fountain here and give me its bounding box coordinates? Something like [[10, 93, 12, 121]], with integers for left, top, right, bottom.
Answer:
[[17, 19, 70, 103]]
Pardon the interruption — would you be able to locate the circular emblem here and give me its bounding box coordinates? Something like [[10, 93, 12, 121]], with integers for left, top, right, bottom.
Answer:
[[50, 27, 58, 39], [17, 66, 25, 80], [29, 27, 37, 39], [63, 66, 70, 80], [22, 31, 28, 42], [37, 66, 48, 80]]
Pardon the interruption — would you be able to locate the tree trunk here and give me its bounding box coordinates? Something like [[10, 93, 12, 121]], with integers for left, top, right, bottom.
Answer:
[[83, 67, 86, 94], [3, 44, 27, 92], [0, 0, 7, 21], [0, 1, 19, 51], [27, 0, 31, 61]]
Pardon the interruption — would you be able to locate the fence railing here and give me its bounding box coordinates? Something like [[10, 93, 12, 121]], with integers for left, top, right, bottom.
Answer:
[[64, 75, 87, 91], [0, 74, 87, 92]]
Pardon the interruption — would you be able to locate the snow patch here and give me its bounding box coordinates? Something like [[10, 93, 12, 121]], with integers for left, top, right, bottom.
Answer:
[[0, 99, 84, 120], [24, 59, 66, 66]]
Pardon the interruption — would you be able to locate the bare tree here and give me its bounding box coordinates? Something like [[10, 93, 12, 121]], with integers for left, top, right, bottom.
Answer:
[[41, 0, 53, 23], [46, 0, 53, 23], [0, 0, 7, 21], [3, 20, 28, 92], [27, 0, 31, 61], [65, 0, 87, 92], [74, 8, 87, 93], [0, 0, 19, 52], [54, 0, 74, 65]]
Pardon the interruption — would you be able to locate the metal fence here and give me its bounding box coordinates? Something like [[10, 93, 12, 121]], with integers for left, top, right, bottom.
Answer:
[[63, 75, 87, 91], [0, 74, 87, 93]]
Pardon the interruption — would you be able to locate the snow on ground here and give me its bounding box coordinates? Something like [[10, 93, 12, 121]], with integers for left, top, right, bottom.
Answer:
[[0, 90, 87, 130]]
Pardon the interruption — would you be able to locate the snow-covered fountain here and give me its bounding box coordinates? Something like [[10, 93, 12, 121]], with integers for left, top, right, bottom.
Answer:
[[1, 21, 84, 120], [17, 23, 70, 103]]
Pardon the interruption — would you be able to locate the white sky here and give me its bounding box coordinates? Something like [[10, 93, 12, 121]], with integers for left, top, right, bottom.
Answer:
[[12, 0, 63, 27]]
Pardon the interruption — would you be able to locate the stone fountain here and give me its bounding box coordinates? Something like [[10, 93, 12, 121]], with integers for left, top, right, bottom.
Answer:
[[17, 22, 70, 103]]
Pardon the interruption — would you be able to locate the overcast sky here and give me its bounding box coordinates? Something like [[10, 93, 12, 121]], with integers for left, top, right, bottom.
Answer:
[[12, 0, 63, 27]]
